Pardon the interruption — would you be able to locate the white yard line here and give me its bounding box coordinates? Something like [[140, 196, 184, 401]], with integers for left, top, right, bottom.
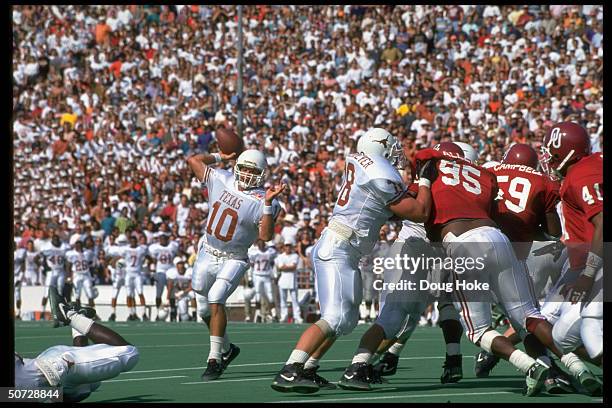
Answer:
[[270, 391, 514, 403], [105, 375, 187, 383]]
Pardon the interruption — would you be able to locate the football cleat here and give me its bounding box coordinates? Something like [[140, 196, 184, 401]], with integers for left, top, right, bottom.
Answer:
[[271, 363, 320, 394], [109, 313, 116, 322], [544, 361, 575, 394], [337, 362, 373, 391], [373, 352, 399, 377], [49, 287, 72, 327], [474, 350, 500, 378], [201, 359, 224, 381], [35, 357, 69, 387], [221, 344, 241, 370], [524, 359, 550, 397], [142, 313, 149, 321], [578, 370, 602, 397], [441, 354, 463, 384], [303, 366, 336, 390]]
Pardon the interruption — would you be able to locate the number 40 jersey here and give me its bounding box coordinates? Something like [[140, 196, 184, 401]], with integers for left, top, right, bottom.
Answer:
[[200, 167, 281, 258]]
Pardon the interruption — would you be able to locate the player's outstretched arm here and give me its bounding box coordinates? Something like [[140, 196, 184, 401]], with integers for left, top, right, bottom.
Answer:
[[187, 152, 237, 182], [259, 184, 286, 241], [388, 158, 437, 222]]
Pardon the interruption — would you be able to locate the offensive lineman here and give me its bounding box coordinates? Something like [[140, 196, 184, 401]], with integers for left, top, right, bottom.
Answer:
[[187, 148, 284, 381], [270, 128, 436, 393]]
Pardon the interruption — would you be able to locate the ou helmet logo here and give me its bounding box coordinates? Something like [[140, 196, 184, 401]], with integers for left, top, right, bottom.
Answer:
[[548, 127, 564, 149]]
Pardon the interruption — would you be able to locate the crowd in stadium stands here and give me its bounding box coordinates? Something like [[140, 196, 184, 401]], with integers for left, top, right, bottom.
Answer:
[[12, 5, 603, 288]]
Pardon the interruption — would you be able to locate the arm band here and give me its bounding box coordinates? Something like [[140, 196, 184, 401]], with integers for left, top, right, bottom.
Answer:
[[418, 179, 431, 188], [582, 252, 603, 278], [263, 205, 274, 215]]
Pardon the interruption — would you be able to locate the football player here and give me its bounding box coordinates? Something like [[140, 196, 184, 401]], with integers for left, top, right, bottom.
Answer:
[[24, 239, 42, 286], [107, 258, 127, 322], [538, 122, 603, 395], [166, 257, 195, 322], [66, 240, 98, 312], [275, 243, 303, 324], [15, 287, 139, 402], [14, 243, 27, 319], [270, 128, 436, 394], [41, 234, 70, 321], [248, 239, 278, 323], [148, 233, 180, 320], [187, 149, 284, 381]]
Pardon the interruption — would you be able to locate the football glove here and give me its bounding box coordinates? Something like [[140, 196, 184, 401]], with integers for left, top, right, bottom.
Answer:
[[531, 241, 565, 262], [417, 159, 439, 184]]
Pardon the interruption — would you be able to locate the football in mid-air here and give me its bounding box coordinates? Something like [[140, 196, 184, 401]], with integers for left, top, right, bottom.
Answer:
[[216, 127, 244, 156]]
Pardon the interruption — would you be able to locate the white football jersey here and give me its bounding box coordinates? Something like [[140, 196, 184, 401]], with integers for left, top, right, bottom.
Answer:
[[41, 243, 69, 272], [275, 252, 300, 289], [200, 167, 280, 257], [331, 152, 406, 255], [397, 220, 428, 241], [108, 263, 126, 282], [107, 245, 148, 275], [25, 250, 40, 272], [148, 242, 179, 273], [248, 246, 277, 277], [14, 248, 26, 280], [166, 267, 193, 291], [66, 249, 94, 275]]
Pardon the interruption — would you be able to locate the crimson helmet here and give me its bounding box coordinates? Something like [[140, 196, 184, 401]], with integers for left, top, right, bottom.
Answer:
[[540, 122, 590, 178], [502, 143, 539, 169], [433, 142, 465, 157]]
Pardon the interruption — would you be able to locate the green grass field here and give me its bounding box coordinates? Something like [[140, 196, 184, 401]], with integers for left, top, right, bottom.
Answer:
[[15, 321, 603, 403]]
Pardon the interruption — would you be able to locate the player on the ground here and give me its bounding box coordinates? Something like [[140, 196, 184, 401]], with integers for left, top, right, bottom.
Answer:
[[248, 239, 278, 323], [166, 257, 196, 322], [41, 234, 70, 321], [187, 148, 284, 381], [15, 287, 139, 402], [148, 233, 180, 320], [537, 122, 603, 395], [66, 240, 98, 314], [270, 128, 435, 394], [275, 243, 303, 324], [24, 239, 42, 285], [107, 235, 149, 321]]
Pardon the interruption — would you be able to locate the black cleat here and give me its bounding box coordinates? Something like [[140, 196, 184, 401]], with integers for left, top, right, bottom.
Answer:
[[201, 359, 224, 381], [474, 350, 499, 378], [49, 287, 72, 327], [441, 354, 463, 384], [109, 313, 116, 322], [271, 363, 320, 394], [373, 352, 399, 377], [337, 362, 373, 391], [141, 314, 149, 321], [303, 366, 336, 390], [221, 344, 241, 370]]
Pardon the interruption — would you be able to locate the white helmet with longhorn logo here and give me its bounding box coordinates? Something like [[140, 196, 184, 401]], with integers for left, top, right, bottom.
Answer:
[[357, 128, 405, 169]]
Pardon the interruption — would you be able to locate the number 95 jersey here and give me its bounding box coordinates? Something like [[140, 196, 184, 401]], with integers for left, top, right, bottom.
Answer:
[[200, 167, 280, 258], [331, 152, 406, 255]]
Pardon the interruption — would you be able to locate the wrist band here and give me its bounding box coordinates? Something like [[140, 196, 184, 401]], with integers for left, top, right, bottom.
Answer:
[[418, 179, 431, 188], [212, 153, 222, 163], [583, 252, 603, 278], [263, 205, 273, 215]]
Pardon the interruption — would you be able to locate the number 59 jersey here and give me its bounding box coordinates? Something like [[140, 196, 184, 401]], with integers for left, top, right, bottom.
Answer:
[[425, 155, 498, 241], [201, 167, 280, 258], [331, 152, 406, 255]]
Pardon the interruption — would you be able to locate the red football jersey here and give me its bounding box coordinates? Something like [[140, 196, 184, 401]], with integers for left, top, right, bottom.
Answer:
[[424, 151, 499, 241], [559, 152, 603, 269], [490, 164, 560, 259]]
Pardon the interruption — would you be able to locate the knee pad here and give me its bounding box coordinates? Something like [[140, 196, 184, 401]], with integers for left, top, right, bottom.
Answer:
[[580, 317, 603, 359], [197, 297, 210, 320], [314, 319, 335, 338], [207, 278, 234, 304], [121, 346, 140, 372]]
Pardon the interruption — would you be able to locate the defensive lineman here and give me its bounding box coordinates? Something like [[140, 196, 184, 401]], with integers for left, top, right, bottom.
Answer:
[[187, 148, 284, 381]]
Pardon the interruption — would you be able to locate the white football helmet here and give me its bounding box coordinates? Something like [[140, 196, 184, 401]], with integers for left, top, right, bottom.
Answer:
[[454, 142, 478, 163], [116, 259, 126, 269], [357, 128, 405, 168], [234, 150, 266, 189]]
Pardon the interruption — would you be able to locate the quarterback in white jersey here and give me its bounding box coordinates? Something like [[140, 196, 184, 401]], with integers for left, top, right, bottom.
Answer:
[[15, 288, 139, 402], [14, 245, 27, 319], [271, 128, 436, 394], [66, 241, 97, 309], [107, 235, 149, 321], [187, 148, 284, 381], [248, 240, 278, 322], [41, 235, 70, 317], [148, 233, 180, 320]]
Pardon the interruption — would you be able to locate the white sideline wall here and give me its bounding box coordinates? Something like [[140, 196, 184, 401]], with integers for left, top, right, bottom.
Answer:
[[17, 285, 313, 322]]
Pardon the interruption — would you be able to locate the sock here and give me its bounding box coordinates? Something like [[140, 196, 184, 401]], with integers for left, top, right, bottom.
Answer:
[[304, 357, 320, 370], [509, 349, 536, 374], [222, 333, 231, 354], [69, 313, 94, 335], [446, 343, 461, 356], [286, 349, 310, 365], [208, 336, 224, 362], [388, 342, 406, 356], [139, 305, 146, 317], [561, 353, 589, 377], [111, 305, 117, 314], [351, 347, 373, 364]]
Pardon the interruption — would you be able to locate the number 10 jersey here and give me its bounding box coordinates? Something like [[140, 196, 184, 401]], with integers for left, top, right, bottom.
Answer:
[[200, 167, 280, 258]]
